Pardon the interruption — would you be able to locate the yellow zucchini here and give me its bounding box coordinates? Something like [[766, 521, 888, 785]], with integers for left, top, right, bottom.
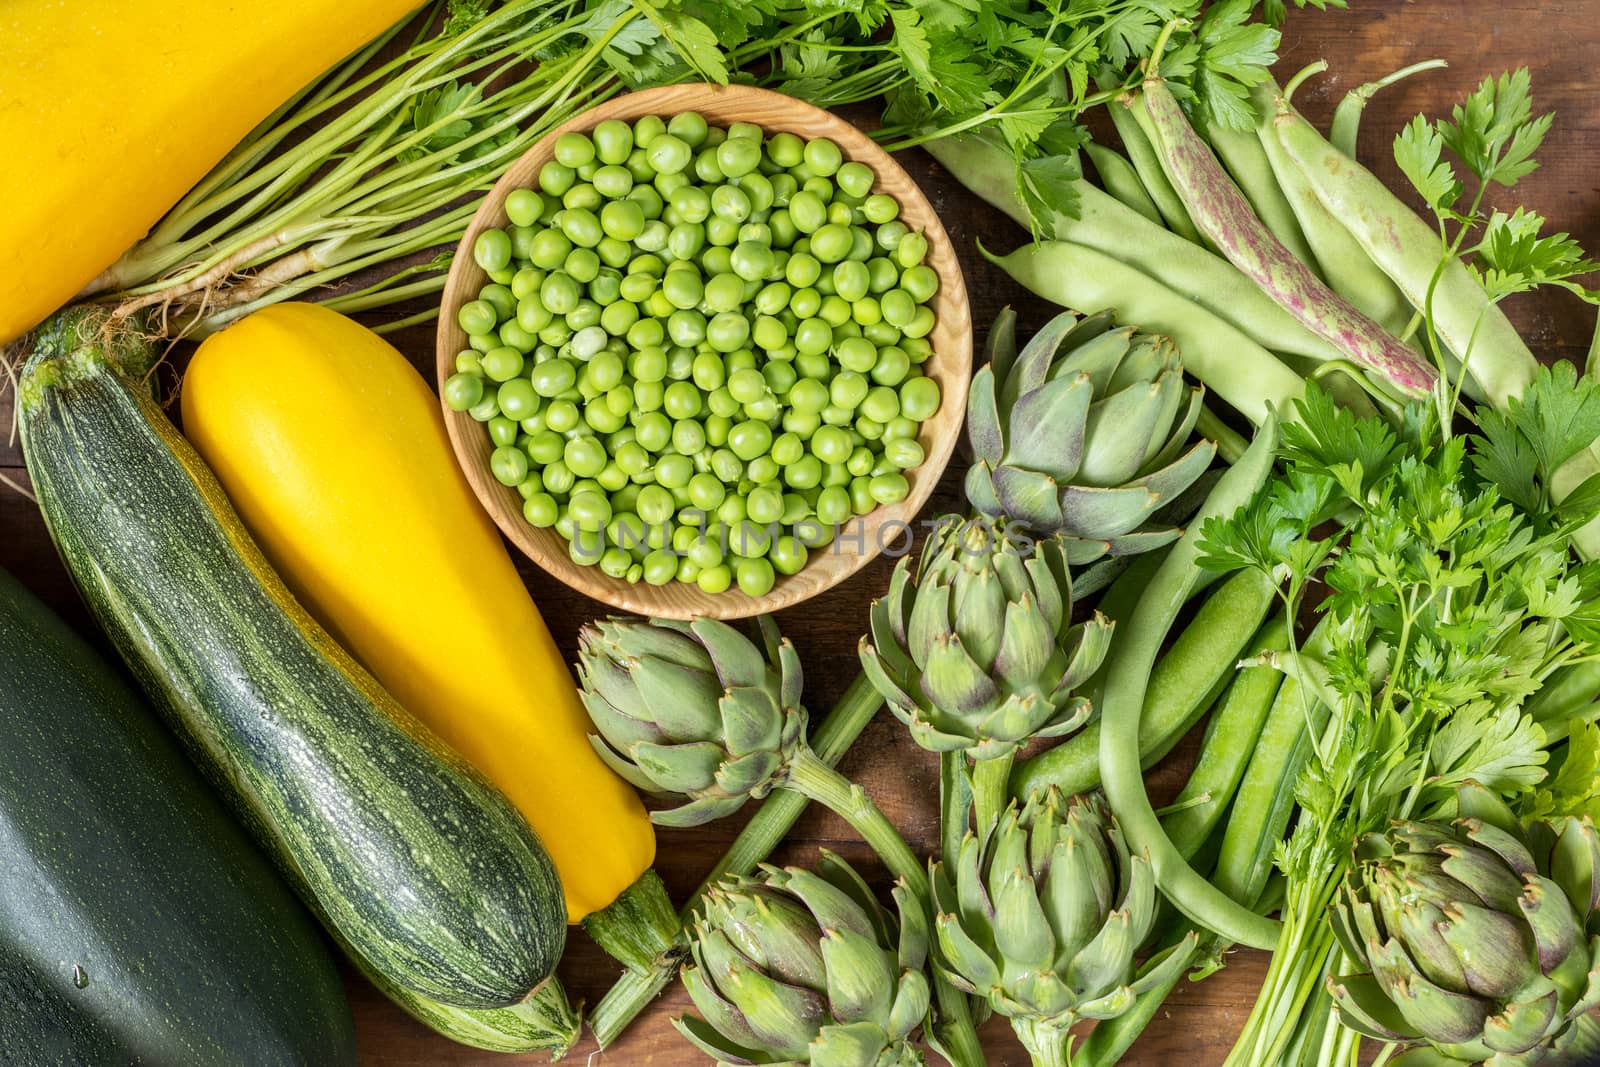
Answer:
[[0, 1, 418, 343], [183, 303, 654, 922]]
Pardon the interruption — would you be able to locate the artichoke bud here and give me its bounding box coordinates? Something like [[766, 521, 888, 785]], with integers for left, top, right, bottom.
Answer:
[[860, 515, 1112, 761], [675, 853, 933, 1067], [929, 788, 1196, 1047], [965, 308, 1216, 555], [578, 615, 806, 828], [1329, 784, 1600, 1064]]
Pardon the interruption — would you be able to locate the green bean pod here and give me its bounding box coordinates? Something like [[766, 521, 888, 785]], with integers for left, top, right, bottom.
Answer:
[[1011, 568, 1277, 800], [934, 130, 1352, 371], [1109, 93, 1201, 242], [986, 240, 1305, 427], [1084, 143, 1165, 227], [1160, 613, 1290, 859], [1329, 59, 1449, 159], [1269, 94, 1537, 409], [1133, 77, 1437, 399], [1202, 116, 1319, 272], [1250, 80, 1419, 341], [1097, 422, 1283, 951]]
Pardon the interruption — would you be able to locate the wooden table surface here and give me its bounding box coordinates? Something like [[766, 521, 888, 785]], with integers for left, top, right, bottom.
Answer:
[[4, 2, 1598, 1064]]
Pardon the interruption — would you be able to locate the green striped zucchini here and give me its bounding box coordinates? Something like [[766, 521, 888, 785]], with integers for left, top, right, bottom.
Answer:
[[17, 307, 565, 1011], [0, 567, 354, 1065]]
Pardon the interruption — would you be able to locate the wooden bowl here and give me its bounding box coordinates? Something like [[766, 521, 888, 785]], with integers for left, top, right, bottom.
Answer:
[[438, 84, 972, 620]]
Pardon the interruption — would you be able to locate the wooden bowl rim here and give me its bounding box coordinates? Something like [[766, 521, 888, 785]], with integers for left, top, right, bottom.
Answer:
[[437, 83, 972, 619]]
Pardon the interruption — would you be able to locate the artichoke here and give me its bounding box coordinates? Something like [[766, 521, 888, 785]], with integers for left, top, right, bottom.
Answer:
[[965, 308, 1215, 553], [675, 851, 933, 1067], [578, 616, 805, 827], [859, 515, 1112, 761], [931, 788, 1196, 1067], [1329, 785, 1600, 1066]]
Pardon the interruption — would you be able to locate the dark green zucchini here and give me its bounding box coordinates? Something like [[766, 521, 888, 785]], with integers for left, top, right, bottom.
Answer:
[[17, 307, 565, 1011], [0, 565, 354, 1065]]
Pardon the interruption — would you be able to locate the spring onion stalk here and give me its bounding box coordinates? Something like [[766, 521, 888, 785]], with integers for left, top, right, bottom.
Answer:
[[588, 673, 885, 1048]]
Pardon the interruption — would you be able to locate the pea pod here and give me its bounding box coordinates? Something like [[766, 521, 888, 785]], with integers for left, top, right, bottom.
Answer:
[[1159, 613, 1290, 858], [1098, 421, 1283, 951], [1211, 618, 1334, 907], [1132, 76, 1437, 399], [1011, 567, 1277, 800], [986, 240, 1304, 427]]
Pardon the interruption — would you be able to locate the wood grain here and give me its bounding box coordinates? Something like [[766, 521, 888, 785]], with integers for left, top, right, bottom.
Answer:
[[437, 83, 973, 621], [3, 2, 1598, 1064]]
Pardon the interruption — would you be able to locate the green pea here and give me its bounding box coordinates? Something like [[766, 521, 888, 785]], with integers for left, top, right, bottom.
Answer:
[[647, 133, 692, 174], [697, 564, 733, 594], [818, 295, 852, 328], [810, 223, 852, 264], [897, 231, 929, 268], [662, 270, 703, 311], [826, 201, 853, 227], [443, 372, 484, 411], [903, 305, 936, 339], [521, 492, 558, 527], [672, 419, 706, 456], [788, 377, 829, 414], [614, 440, 651, 477], [524, 429, 563, 465], [784, 454, 823, 490], [884, 437, 926, 470], [901, 263, 940, 303], [767, 131, 804, 168], [727, 420, 773, 462], [539, 161, 576, 197], [735, 556, 776, 596], [828, 259, 867, 303], [861, 384, 902, 423], [538, 272, 578, 315], [526, 355, 570, 395], [630, 345, 668, 384], [711, 448, 744, 483], [529, 228, 572, 270], [568, 489, 613, 531], [803, 137, 842, 176], [878, 288, 917, 328], [636, 548, 675, 586], [868, 472, 910, 505], [480, 346, 524, 382], [770, 536, 808, 576], [790, 317, 829, 356], [724, 367, 764, 406], [630, 485, 671, 525], [862, 194, 899, 225], [554, 132, 596, 169], [495, 379, 538, 421], [738, 171, 774, 213], [506, 189, 545, 228], [749, 315, 786, 352], [863, 320, 901, 348], [658, 453, 695, 489], [810, 425, 853, 465], [708, 387, 741, 419], [563, 182, 602, 213], [544, 399, 580, 433], [816, 485, 852, 525], [458, 298, 498, 335], [830, 370, 869, 410], [788, 190, 827, 234], [589, 118, 632, 164], [688, 472, 727, 510], [474, 229, 512, 274], [869, 345, 910, 386], [559, 436, 602, 479], [663, 380, 703, 420], [743, 486, 782, 526], [770, 431, 805, 466], [490, 445, 529, 486], [706, 311, 750, 354], [900, 377, 941, 421], [634, 410, 671, 451], [667, 111, 708, 147], [784, 252, 822, 290], [561, 208, 603, 248]]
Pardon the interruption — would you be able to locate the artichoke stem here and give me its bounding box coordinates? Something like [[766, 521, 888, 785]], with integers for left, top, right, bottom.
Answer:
[[940, 751, 972, 864], [783, 746, 987, 1067], [1013, 1016, 1078, 1067], [971, 753, 1016, 843], [784, 746, 931, 900]]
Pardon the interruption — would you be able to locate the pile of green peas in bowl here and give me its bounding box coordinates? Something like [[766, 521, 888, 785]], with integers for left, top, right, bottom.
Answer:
[[441, 110, 944, 597]]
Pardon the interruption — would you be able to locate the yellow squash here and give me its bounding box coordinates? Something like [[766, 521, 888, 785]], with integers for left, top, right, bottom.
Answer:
[[183, 303, 655, 922], [0, 1, 418, 344]]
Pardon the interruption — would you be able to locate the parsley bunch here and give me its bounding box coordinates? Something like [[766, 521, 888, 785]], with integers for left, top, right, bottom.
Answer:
[[1200, 377, 1600, 1064]]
